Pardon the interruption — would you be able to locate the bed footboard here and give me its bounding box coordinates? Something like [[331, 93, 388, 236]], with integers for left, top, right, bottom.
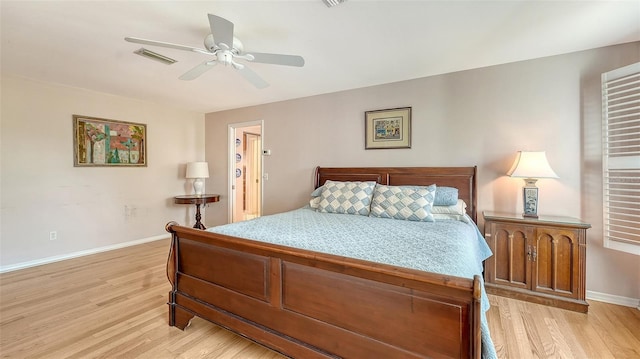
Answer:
[[166, 222, 482, 359]]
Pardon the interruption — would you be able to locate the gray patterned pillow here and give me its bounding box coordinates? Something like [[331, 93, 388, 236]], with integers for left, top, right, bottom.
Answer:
[[317, 180, 376, 216], [370, 184, 436, 222]]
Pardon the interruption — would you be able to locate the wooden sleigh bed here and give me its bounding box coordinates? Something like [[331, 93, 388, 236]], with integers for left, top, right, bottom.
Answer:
[[166, 166, 484, 359]]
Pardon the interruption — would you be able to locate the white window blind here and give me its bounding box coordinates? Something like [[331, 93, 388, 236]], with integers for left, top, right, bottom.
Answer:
[[602, 62, 640, 255]]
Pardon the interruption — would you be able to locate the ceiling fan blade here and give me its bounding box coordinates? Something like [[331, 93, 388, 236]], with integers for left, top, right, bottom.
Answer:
[[125, 37, 209, 54], [247, 52, 305, 67], [179, 61, 218, 81], [208, 14, 234, 49], [237, 65, 269, 89]]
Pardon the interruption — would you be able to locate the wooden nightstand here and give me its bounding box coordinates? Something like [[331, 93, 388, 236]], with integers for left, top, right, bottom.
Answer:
[[483, 211, 591, 312]]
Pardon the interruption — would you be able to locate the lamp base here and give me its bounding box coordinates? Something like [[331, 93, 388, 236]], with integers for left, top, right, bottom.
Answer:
[[193, 178, 204, 196], [522, 178, 539, 218]]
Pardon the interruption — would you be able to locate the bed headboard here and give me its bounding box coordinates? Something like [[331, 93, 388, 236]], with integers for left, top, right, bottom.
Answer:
[[314, 166, 478, 223]]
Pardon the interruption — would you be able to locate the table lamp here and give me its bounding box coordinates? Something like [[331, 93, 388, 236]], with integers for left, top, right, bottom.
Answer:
[[186, 162, 209, 196], [507, 151, 558, 218]]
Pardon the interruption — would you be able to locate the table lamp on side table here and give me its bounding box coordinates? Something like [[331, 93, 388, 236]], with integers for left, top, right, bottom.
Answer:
[[507, 151, 558, 218], [186, 162, 209, 196]]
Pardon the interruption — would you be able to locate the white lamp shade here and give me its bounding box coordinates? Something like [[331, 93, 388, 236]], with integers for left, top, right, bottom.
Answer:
[[186, 162, 209, 179], [508, 151, 558, 179]]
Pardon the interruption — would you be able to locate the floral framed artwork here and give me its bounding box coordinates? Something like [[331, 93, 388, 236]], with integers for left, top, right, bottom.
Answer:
[[73, 115, 147, 167], [364, 107, 411, 149]]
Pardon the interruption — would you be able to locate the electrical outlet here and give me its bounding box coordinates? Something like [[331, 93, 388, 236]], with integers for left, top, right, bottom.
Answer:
[[124, 205, 138, 218], [49, 231, 57, 241]]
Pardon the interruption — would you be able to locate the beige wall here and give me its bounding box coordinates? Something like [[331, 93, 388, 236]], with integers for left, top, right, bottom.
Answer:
[[1, 75, 205, 268], [205, 43, 639, 300]]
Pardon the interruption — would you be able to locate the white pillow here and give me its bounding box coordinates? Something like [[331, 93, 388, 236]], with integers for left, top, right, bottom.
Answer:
[[432, 213, 471, 224], [431, 200, 469, 223], [431, 199, 467, 215]]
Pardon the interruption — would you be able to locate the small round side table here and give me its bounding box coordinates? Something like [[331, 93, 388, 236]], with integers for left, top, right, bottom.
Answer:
[[173, 194, 220, 229]]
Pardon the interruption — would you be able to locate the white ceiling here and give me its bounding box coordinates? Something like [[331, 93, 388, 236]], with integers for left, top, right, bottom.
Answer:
[[2, 1, 639, 114]]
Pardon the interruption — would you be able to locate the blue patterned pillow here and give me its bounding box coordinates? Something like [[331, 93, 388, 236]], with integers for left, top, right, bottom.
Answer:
[[310, 186, 323, 197], [370, 184, 436, 222], [317, 181, 376, 216], [434, 186, 458, 206], [309, 185, 324, 209]]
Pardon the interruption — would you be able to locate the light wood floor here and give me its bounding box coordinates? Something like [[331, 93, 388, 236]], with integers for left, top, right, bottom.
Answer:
[[1, 239, 638, 358]]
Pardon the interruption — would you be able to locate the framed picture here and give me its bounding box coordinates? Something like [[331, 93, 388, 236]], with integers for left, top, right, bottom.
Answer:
[[365, 107, 411, 149], [73, 115, 147, 167]]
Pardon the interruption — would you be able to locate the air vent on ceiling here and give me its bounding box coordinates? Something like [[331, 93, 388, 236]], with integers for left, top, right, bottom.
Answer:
[[322, 0, 347, 8], [134, 48, 177, 65]]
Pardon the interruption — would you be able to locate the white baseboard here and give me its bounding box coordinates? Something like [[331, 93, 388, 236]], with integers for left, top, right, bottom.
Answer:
[[587, 290, 640, 309], [0, 234, 171, 273]]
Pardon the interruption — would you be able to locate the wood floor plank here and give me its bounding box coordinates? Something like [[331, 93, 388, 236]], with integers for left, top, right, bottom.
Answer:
[[590, 301, 640, 358], [544, 316, 581, 358], [1, 238, 638, 359], [504, 296, 534, 358], [486, 295, 508, 358], [519, 301, 552, 358]]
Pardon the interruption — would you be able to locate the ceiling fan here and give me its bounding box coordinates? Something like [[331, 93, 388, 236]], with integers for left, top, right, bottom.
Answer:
[[125, 14, 305, 89]]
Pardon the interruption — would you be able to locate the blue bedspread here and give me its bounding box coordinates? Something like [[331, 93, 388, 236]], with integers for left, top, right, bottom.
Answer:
[[208, 207, 497, 358]]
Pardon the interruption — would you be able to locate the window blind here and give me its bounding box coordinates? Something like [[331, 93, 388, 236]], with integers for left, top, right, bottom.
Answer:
[[602, 62, 640, 255]]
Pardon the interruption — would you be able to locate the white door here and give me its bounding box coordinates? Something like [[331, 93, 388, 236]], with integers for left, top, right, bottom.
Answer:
[[228, 121, 263, 223]]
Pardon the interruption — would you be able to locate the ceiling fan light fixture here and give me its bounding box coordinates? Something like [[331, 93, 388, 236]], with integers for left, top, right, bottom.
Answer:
[[217, 51, 233, 66], [322, 0, 347, 8], [134, 48, 177, 65]]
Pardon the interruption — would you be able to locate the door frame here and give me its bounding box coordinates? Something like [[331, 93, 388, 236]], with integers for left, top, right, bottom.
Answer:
[[227, 120, 264, 223]]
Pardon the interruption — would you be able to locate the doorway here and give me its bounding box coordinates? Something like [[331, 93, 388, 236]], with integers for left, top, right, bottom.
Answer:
[[228, 121, 263, 223]]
